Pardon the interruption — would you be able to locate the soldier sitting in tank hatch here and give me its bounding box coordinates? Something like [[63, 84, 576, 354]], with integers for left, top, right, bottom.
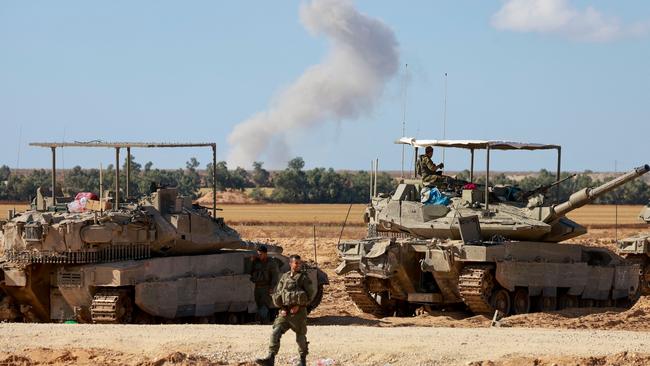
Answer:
[[417, 146, 445, 187]]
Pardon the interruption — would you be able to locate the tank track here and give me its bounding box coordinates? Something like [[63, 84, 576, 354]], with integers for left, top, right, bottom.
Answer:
[[458, 264, 495, 314], [344, 273, 388, 317], [90, 289, 131, 323]]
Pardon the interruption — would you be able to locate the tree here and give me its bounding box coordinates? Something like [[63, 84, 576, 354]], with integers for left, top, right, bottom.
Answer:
[[0, 165, 10, 182], [271, 157, 308, 203], [231, 167, 251, 190], [249, 187, 268, 202], [252, 161, 270, 187], [177, 158, 201, 198]]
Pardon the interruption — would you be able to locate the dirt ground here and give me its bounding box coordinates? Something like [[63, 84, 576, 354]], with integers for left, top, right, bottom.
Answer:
[[2, 324, 650, 366], [2, 218, 650, 364]]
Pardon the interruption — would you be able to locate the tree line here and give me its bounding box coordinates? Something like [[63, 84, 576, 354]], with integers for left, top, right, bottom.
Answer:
[[0, 158, 648, 204], [0, 156, 394, 204]]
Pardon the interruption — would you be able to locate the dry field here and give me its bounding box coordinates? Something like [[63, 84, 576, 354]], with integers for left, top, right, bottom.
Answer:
[[1, 201, 645, 226], [219, 203, 646, 226], [0, 202, 29, 219]]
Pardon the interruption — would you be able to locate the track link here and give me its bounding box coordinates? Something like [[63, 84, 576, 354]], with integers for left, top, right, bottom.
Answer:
[[344, 273, 388, 317], [458, 264, 495, 314], [91, 289, 131, 323]]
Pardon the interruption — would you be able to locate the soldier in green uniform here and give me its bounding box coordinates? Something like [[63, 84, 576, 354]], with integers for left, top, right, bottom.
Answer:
[[248, 245, 279, 324], [256, 254, 316, 366], [417, 146, 444, 185]]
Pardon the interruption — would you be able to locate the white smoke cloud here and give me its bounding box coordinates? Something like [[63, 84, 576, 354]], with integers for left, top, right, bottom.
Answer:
[[491, 0, 649, 42], [227, 0, 399, 168]]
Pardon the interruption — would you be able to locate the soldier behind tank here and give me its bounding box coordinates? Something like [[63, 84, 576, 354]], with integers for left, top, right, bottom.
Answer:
[[248, 245, 279, 324], [256, 254, 315, 366], [417, 146, 444, 186]]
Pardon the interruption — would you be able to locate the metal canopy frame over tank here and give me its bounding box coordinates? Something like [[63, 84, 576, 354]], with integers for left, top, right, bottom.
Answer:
[[396, 137, 562, 211], [29, 141, 218, 217]]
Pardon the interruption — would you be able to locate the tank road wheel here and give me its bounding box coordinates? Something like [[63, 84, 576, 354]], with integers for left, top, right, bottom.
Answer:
[[579, 298, 595, 308], [597, 298, 615, 308], [490, 289, 511, 316], [512, 288, 531, 315], [538, 296, 557, 312], [557, 294, 578, 310], [91, 288, 134, 324], [226, 312, 240, 324]]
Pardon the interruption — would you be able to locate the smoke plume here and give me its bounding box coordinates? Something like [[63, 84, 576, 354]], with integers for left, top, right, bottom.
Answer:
[[227, 0, 399, 168]]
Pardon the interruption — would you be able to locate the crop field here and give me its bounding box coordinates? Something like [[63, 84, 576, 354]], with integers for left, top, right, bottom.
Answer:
[[0, 202, 645, 226], [219, 203, 646, 227], [0, 202, 29, 220]]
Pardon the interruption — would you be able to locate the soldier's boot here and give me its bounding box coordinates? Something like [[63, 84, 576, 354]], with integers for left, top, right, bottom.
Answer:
[[298, 355, 307, 366], [255, 353, 275, 366]]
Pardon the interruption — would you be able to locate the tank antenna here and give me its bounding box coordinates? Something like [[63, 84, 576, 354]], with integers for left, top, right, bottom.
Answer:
[[61, 127, 66, 194], [442, 72, 448, 168], [313, 223, 318, 266], [400, 63, 409, 178], [14, 125, 22, 213], [374, 158, 379, 198], [369, 160, 374, 201], [99, 163, 104, 214], [337, 203, 353, 247], [615, 160, 618, 243]]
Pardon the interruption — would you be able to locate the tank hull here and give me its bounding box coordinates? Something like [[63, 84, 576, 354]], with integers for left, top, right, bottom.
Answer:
[[337, 238, 641, 317], [2, 251, 325, 323]]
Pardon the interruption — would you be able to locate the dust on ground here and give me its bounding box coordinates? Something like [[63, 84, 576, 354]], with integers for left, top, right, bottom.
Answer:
[[469, 352, 650, 366], [3, 324, 650, 366]]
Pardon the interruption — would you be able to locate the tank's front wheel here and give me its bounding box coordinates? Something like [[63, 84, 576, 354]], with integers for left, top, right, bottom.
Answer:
[[490, 289, 511, 316], [511, 288, 530, 314]]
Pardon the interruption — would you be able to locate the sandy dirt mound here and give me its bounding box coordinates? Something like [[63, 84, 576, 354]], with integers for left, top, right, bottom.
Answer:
[[0, 349, 251, 366], [500, 296, 650, 331], [196, 189, 256, 205], [470, 351, 650, 366]]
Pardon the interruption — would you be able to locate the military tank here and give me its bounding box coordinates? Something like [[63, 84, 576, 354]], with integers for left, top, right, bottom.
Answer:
[[337, 138, 649, 317], [0, 142, 328, 323], [365, 139, 643, 242], [617, 202, 650, 294]]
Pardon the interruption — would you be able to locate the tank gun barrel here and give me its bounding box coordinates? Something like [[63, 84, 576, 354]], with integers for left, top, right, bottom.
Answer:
[[233, 240, 284, 254], [546, 164, 650, 222]]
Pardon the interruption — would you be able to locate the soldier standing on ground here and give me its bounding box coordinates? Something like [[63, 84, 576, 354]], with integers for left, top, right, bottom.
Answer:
[[249, 245, 279, 324], [418, 146, 444, 185], [256, 254, 316, 366]]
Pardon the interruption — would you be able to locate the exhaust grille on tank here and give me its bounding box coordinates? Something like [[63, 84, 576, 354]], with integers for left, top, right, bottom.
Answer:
[[58, 271, 83, 286], [5, 244, 151, 264]]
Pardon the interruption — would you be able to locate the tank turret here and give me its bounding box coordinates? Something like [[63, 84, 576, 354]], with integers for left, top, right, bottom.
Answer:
[[366, 139, 649, 243], [0, 187, 281, 264]]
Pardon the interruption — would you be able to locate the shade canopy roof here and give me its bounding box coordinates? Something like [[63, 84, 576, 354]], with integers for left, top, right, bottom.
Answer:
[[396, 137, 560, 151], [29, 141, 215, 149]]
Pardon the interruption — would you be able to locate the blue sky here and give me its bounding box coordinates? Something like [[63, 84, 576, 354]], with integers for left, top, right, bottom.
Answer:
[[1, 1, 649, 172]]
